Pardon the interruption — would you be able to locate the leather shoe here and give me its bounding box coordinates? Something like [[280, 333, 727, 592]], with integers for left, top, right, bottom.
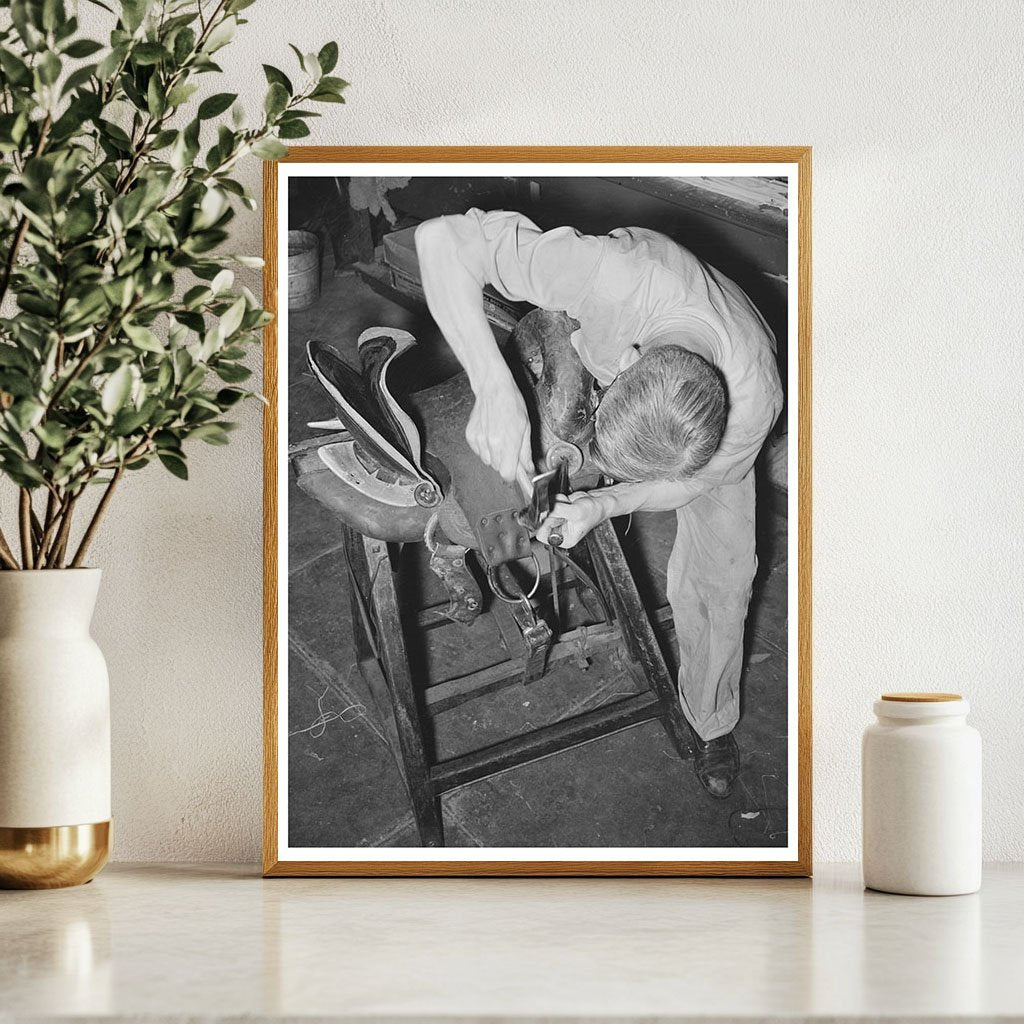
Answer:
[[693, 732, 740, 799]]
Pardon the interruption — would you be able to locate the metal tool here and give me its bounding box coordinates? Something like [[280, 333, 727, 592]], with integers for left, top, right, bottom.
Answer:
[[518, 467, 558, 532], [544, 450, 572, 547]]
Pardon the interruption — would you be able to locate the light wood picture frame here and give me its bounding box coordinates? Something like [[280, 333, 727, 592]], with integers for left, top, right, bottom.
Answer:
[[263, 147, 811, 876]]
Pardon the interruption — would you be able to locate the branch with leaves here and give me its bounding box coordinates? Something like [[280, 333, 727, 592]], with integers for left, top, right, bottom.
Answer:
[[0, 0, 346, 569]]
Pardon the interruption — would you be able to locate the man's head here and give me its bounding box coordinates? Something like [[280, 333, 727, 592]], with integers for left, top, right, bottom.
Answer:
[[590, 345, 726, 482]]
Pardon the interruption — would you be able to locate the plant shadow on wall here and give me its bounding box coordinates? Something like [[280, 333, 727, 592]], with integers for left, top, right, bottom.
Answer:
[[0, 0, 346, 570]]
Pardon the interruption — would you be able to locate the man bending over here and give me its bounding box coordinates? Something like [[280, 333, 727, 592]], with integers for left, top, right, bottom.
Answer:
[[415, 208, 783, 799]]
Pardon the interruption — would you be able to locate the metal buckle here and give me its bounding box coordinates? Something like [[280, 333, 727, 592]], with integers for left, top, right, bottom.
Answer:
[[510, 597, 553, 684]]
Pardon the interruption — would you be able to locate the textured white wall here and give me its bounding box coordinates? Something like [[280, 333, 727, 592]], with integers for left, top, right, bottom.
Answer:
[[73, 0, 1024, 862]]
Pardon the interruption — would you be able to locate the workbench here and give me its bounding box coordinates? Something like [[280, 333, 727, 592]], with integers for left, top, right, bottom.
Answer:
[[3, 863, 1021, 1021]]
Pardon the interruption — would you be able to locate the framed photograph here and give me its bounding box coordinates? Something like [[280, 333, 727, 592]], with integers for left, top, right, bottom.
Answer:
[[263, 147, 811, 876]]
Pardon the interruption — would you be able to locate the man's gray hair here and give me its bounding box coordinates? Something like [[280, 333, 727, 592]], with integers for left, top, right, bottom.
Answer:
[[592, 345, 726, 482]]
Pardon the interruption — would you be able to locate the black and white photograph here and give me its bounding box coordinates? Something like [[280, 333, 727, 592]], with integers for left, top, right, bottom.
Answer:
[[268, 153, 809, 872]]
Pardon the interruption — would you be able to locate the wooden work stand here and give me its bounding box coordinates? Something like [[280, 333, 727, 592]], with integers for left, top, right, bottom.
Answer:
[[341, 518, 694, 848]]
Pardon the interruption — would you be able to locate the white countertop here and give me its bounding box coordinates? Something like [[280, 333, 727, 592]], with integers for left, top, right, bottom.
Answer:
[[1, 862, 1021, 1021]]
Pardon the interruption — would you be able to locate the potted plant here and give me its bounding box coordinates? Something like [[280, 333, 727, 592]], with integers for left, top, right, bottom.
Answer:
[[0, 0, 345, 887]]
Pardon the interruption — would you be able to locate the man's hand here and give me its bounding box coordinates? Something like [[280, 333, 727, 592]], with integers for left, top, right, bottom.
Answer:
[[465, 379, 534, 498], [536, 492, 606, 548]]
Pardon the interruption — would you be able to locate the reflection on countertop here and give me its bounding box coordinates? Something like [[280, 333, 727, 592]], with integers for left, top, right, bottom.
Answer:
[[1, 863, 1021, 1020]]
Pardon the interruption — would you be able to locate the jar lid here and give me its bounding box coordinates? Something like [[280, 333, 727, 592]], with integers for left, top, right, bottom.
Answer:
[[874, 694, 969, 719], [881, 692, 962, 702]]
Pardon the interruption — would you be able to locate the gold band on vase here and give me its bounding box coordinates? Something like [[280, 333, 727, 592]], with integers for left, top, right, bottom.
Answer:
[[0, 821, 110, 889]]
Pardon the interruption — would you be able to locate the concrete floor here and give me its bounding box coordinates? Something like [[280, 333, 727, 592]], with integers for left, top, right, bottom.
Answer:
[[285, 270, 789, 850]]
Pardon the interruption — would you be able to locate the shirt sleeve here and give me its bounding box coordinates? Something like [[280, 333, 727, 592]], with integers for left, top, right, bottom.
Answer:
[[441, 208, 605, 311]]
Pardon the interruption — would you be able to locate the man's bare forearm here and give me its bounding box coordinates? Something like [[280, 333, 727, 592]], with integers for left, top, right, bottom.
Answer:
[[414, 218, 515, 396], [415, 217, 534, 492], [591, 478, 705, 519]]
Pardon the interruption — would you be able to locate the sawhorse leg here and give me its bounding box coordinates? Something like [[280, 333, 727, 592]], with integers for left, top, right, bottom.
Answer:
[[585, 519, 695, 762], [354, 534, 445, 847]]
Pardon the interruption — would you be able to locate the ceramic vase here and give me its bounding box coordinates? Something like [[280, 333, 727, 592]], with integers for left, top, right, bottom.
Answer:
[[0, 569, 111, 888]]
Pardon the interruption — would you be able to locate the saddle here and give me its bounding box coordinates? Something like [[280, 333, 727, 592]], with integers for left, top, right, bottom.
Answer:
[[292, 309, 599, 653], [296, 311, 596, 544]]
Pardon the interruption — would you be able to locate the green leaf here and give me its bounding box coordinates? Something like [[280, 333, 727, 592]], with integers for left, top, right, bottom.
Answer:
[[123, 321, 164, 353], [61, 63, 98, 96], [61, 203, 96, 240], [251, 137, 287, 160], [0, 49, 33, 86], [196, 328, 219, 363], [181, 365, 206, 391], [158, 452, 188, 479], [167, 118, 201, 171], [309, 88, 346, 104], [210, 268, 233, 294], [262, 64, 292, 94], [132, 42, 168, 66], [34, 421, 70, 449], [101, 364, 133, 414], [149, 128, 177, 149], [182, 284, 212, 309], [263, 81, 288, 117], [214, 362, 251, 383], [155, 360, 173, 392], [9, 399, 45, 432], [41, 0, 67, 33], [203, 15, 236, 53], [1, 455, 46, 487], [196, 186, 227, 228], [63, 287, 108, 327], [147, 74, 166, 117], [102, 277, 134, 309], [10, 1, 44, 51], [0, 366, 37, 399], [121, 0, 152, 33], [279, 108, 321, 119], [176, 311, 206, 333], [317, 41, 339, 75], [189, 422, 230, 445], [173, 26, 196, 65], [0, 421, 30, 457], [98, 118, 132, 149], [300, 51, 321, 80], [218, 296, 246, 339], [18, 293, 58, 317], [198, 91, 236, 119], [166, 81, 199, 107], [96, 43, 127, 81], [278, 120, 310, 140], [63, 38, 104, 58], [112, 405, 151, 435], [216, 388, 247, 408], [318, 75, 349, 93], [0, 346, 29, 370], [59, 16, 80, 42], [112, 187, 148, 228], [38, 51, 62, 86]]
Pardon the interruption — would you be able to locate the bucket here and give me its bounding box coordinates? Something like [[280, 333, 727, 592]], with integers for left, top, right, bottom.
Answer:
[[288, 230, 320, 311]]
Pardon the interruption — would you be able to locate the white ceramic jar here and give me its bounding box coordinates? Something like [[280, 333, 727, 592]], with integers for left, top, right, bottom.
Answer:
[[862, 692, 981, 895]]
